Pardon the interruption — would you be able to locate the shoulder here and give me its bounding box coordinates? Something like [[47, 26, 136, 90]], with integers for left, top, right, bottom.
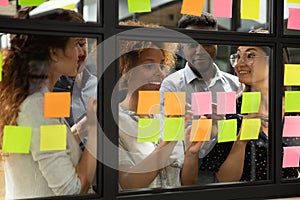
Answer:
[[161, 69, 185, 90]]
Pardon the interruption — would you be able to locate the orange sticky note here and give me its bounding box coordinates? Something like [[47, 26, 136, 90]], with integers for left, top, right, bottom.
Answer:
[[181, 0, 204, 16], [190, 119, 212, 142], [40, 124, 67, 151], [164, 92, 186, 115], [44, 92, 70, 118], [137, 91, 160, 115]]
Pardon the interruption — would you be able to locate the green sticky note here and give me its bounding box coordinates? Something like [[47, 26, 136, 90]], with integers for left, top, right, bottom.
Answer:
[[241, 0, 260, 20], [138, 118, 160, 142], [128, 0, 151, 13], [40, 125, 66, 151], [285, 91, 300, 112], [218, 119, 237, 143], [163, 118, 184, 141], [241, 92, 261, 114], [2, 126, 32, 154], [287, 0, 300, 3], [18, 0, 45, 6], [240, 118, 261, 140], [0, 53, 2, 82], [284, 64, 300, 86]]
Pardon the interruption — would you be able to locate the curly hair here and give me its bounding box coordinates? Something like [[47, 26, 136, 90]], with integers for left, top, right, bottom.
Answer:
[[177, 13, 217, 29], [118, 20, 177, 90], [0, 7, 84, 149]]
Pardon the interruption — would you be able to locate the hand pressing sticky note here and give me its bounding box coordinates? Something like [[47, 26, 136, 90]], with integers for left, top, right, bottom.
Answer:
[[283, 116, 300, 137], [137, 91, 160, 115], [241, 92, 261, 114], [0, 0, 8, 6], [212, 0, 233, 18], [191, 92, 212, 115], [283, 146, 300, 168], [285, 91, 300, 112], [241, 0, 260, 20], [190, 119, 212, 142], [40, 125, 66, 151], [284, 64, 300, 86], [240, 118, 261, 140], [288, 8, 300, 30], [181, 0, 204, 16], [164, 92, 186, 116], [138, 118, 160, 142], [128, 0, 151, 13], [217, 92, 236, 114], [218, 119, 237, 143], [163, 118, 184, 141], [44, 92, 70, 118], [2, 126, 32, 154], [18, 0, 45, 6]]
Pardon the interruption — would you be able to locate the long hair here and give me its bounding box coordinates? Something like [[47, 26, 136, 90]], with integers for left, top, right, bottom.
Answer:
[[0, 7, 84, 149]]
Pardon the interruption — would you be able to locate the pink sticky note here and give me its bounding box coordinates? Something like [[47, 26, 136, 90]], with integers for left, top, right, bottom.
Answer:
[[283, 146, 300, 168], [191, 92, 212, 115], [288, 8, 300, 30], [212, 0, 232, 18], [283, 116, 300, 137], [0, 0, 8, 6], [217, 92, 236, 114]]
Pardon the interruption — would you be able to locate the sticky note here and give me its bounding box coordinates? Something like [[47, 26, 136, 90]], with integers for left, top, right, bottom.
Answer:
[[18, 0, 45, 6], [218, 119, 237, 143], [2, 126, 32, 154], [285, 91, 300, 112], [287, 8, 300, 30], [163, 118, 184, 141], [217, 92, 236, 114], [0, 0, 8, 6], [283, 116, 300, 137], [240, 118, 261, 140], [191, 92, 212, 115], [44, 92, 70, 118], [137, 91, 160, 115], [0, 53, 2, 82], [164, 92, 186, 116], [61, 3, 75, 10], [180, 0, 205, 16], [40, 125, 67, 151], [241, 92, 261, 114], [137, 118, 160, 142], [212, 0, 232, 18], [284, 64, 300, 86], [190, 119, 212, 142], [128, 0, 151, 13], [283, 147, 300, 168], [241, 0, 260, 20], [287, 0, 300, 3]]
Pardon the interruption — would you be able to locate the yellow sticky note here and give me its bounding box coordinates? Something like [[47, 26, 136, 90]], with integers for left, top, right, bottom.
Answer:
[[40, 125, 67, 151], [284, 64, 300, 86], [164, 92, 186, 116], [218, 119, 237, 143], [240, 118, 261, 140], [285, 91, 300, 112], [18, 0, 45, 6], [44, 92, 70, 118], [241, 0, 260, 20], [241, 92, 261, 114], [61, 3, 75, 10], [137, 91, 160, 115], [128, 0, 151, 13], [287, 0, 300, 3], [163, 118, 185, 141], [138, 118, 160, 142], [2, 126, 32, 154], [181, 0, 205, 16], [190, 119, 212, 142], [0, 53, 2, 82]]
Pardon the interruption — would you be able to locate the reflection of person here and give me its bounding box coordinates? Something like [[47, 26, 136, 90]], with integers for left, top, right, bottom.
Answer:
[[216, 28, 299, 182], [0, 7, 97, 199], [160, 13, 240, 184], [118, 21, 203, 190]]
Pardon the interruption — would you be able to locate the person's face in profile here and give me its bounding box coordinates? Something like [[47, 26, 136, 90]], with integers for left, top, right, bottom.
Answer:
[[127, 47, 167, 92], [233, 46, 269, 87], [181, 25, 217, 75]]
